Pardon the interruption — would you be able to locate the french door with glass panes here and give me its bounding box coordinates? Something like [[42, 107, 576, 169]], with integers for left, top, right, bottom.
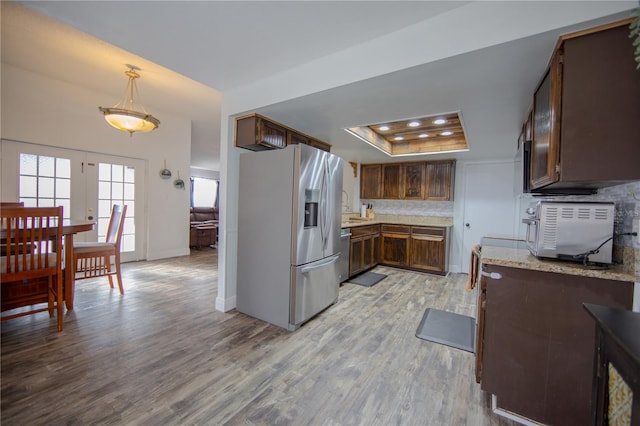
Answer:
[[0, 140, 145, 262]]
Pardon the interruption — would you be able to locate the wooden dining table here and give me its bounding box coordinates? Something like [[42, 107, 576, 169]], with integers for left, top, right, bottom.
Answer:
[[1, 219, 94, 310]]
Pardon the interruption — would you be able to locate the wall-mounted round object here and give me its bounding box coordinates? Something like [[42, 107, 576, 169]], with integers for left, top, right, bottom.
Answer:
[[160, 168, 172, 179], [174, 178, 185, 189]]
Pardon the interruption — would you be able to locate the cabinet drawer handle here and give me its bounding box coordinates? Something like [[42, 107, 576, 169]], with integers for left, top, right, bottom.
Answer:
[[411, 235, 444, 242]]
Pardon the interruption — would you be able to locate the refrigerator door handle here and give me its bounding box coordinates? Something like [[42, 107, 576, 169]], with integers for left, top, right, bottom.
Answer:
[[300, 254, 339, 274], [320, 156, 329, 250]]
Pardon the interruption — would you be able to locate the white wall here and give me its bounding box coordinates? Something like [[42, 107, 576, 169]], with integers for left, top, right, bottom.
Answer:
[[1, 64, 193, 260]]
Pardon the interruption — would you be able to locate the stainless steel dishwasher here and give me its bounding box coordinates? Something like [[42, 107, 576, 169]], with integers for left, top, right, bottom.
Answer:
[[338, 228, 351, 283]]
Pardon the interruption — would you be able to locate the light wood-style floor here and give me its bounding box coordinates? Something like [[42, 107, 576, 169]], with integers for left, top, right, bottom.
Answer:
[[1, 248, 515, 425]]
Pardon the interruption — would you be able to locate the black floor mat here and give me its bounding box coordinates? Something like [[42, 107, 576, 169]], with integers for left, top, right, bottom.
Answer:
[[348, 271, 387, 287], [415, 308, 475, 353]]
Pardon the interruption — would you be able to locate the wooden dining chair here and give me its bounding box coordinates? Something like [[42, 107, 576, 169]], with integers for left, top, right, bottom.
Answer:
[[74, 204, 127, 294], [1, 206, 64, 331]]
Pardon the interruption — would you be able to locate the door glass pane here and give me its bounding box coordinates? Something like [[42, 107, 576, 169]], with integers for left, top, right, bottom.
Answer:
[[38, 156, 55, 177], [18, 153, 72, 219], [56, 158, 71, 178], [99, 163, 111, 180], [112, 164, 124, 182], [98, 161, 135, 253], [38, 177, 55, 197], [19, 175, 37, 197], [124, 166, 135, 183], [20, 154, 37, 175]]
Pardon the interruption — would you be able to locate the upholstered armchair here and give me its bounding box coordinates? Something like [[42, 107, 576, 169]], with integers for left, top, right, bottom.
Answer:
[[189, 207, 218, 248]]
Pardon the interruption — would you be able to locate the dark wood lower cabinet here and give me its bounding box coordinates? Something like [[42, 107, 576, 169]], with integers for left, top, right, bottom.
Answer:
[[478, 264, 633, 426], [348, 223, 449, 277], [349, 225, 380, 277], [380, 225, 410, 267], [409, 226, 446, 274]]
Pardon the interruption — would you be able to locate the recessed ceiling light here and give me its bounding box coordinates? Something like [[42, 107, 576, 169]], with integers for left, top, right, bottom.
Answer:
[[408, 120, 421, 127], [394, 136, 404, 141], [440, 130, 453, 136], [419, 133, 429, 138], [433, 118, 447, 125], [379, 125, 390, 131]]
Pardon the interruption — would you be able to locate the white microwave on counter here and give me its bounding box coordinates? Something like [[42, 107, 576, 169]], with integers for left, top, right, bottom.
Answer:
[[522, 201, 615, 264]]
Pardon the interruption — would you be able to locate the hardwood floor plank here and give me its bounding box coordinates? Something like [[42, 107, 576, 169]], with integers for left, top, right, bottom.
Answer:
[[1, 248, 514, 425]]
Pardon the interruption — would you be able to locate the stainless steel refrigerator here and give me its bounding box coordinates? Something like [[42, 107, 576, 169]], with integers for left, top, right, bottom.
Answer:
[[237, 144, 344, 331]]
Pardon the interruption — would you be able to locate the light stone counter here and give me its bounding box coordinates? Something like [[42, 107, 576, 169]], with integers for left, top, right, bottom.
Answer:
[[481, 246, 638, 282], [341, 214, 452, 229]]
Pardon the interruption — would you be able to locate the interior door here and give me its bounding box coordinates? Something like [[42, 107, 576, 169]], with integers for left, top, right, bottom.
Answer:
[[0, 139, 145, 262], [461, 161, 517, 273], [83, 153, 146, 262]]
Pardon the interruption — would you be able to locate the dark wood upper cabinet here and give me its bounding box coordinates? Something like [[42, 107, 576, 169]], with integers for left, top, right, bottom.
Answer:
[[425, 160, 455, 201], [287, 131, 310, 146], [530, 19, 640, 192], [382, 164, 402, 199], [402, 162, 425, 200], [360, 164, 382, 199], [236, 113, 331, 152], [361, 159, 454, 201], [235, 115, 287, 151]]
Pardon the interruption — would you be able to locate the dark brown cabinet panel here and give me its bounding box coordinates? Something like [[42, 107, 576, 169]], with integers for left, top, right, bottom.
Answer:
[[349, 225, 380, 277], [360, 164, 382, 199], [425, 161, 455, 201], [361, 160, 454, 201], [479, 264, 633, 425], [287, 131, 310, 146], [409, 226, 446, 274], [306, 138, 331, 153], [349, 238, 364, 276], [236, 113, 331, 152], [380, 224, 410, 267], [402, 162, 425, 199], [382, 164, 402, 199], [236, 115, 287, 151], [530, 20, 640, 191]]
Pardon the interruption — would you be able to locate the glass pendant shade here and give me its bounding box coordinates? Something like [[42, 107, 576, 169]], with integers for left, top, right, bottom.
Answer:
[[99, 68, 159, 136]]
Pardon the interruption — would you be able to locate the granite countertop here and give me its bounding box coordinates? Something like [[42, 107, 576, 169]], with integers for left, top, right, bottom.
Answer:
[[341, 214, 453, 229], [481, 245, 638, 282]]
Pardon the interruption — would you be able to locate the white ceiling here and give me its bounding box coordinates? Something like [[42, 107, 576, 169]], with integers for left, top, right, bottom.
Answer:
[[2, 1, 636, 170]]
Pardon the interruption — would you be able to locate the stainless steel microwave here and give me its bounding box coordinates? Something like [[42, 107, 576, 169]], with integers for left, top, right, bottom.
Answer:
[[522, 201, 615, 264]]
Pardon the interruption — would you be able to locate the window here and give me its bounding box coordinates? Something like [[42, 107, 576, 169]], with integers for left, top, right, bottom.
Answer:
[[192, 177, 218, 207]]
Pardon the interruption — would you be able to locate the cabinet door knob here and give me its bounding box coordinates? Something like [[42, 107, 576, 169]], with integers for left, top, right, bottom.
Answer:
[[465, 223, 470, 228], [88, 215, 94, 220]]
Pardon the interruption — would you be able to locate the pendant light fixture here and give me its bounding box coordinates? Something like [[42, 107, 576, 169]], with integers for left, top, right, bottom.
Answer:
[[99, 65, 160, 136]]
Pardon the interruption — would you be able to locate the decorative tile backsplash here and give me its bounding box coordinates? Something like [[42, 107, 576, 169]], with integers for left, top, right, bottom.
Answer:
[[360, 199, 453, 218]]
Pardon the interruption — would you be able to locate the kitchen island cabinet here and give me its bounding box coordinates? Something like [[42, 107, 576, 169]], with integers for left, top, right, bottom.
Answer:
[[477, 249, 634, 425]]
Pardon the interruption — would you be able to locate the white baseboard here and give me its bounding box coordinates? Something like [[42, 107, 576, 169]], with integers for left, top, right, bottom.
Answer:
[[147, 247, 190, 261], [491, 395, 543, 426], [216, 295, 236, 312]]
